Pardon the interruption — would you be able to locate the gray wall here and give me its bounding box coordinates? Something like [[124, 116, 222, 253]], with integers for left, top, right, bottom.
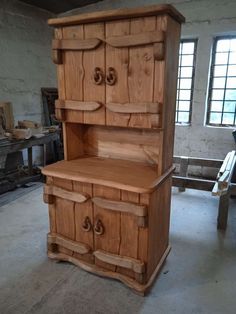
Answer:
[[64, 0, 236, 161], [0, 0, 56, 125], [0, 0, 56, 164]]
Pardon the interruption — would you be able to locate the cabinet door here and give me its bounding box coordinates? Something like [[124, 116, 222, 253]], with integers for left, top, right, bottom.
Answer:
[[92, 186, 146, 281], [105, 17, 163, 129], [46, 178, 94, 262], [55, 24, 105, 124]]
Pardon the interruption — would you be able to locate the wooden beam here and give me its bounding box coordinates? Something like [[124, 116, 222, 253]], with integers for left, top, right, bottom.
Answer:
[[106, 102, 161, 114], [173, 156, 223, 168], [55, 100, 102, 112], [44, 185, 89, 204], [172, 176, 215, 191], [48, 233, 91, 254], [93, 250, 145, 274], [52, 38, 101, 51], [106, 31, 165, 48]]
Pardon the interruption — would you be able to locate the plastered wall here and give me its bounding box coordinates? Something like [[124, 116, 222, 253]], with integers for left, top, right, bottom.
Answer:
[[63, 0, 236, 161], [0, 0, 56, 164]]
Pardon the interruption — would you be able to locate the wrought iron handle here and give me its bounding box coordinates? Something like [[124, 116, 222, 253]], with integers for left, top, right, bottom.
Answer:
[[82, 216, 92, 232], [94, 219, 104, 235], [93, 67, 104, 85], [106, 67, 117, 86]]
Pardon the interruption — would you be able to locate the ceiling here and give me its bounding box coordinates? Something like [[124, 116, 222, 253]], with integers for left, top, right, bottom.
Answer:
[[19, 0, 103, 14]]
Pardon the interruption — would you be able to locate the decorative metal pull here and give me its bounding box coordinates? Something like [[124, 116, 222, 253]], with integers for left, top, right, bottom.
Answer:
[[82, 216, 92, 232], [94, 219, 104, 235], [106, 67, 117, 86], [93, 67, 104, 85]]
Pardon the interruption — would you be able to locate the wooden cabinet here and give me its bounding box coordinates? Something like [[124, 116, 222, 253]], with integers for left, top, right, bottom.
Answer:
[[42, 4, 185, 295]]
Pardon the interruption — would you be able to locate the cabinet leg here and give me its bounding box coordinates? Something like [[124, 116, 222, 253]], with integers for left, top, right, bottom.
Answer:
[[217, 192, 230, 230]]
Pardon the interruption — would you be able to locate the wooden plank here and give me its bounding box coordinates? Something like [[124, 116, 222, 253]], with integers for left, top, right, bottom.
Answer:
[[178, 156, 188, 192], [52, 38, 101, 50], [117, 190, 140, 279], [106, 102, 161, 114], [174, 156, 223, 168], [128, 17, 157, 129], [63, 123, 84, 160], [44, 185, 89, 203], [47, 177, 57, 234], [92, 196, 147, 220], [54, 29, 65, 99], [73, 181, 94, 264], [83, 125, 160, 165], [83, 22, 106, 125], [42, 157, 160, 193], [138, 193, 149, 283], [48, 4, 185, 26], [48, 233, 91, 254], [63, 25, 84, 123], [56, 100, 102, 111], [106, 30, 164, 48], [93, 249, 145, 274], [105, 19, 130, 127], [93, 185, 121, 271], [147, 175, 171, 280], [53, 177, 75, 256], [173, 176, 215, 191]]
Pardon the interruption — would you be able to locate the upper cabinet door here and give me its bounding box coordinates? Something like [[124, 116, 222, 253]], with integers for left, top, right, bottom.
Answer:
[[105, 17, 164, 129], [54, 24, 106, 124]]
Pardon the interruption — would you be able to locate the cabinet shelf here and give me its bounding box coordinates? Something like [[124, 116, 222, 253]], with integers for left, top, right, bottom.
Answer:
[[42, 156, 165, 193]]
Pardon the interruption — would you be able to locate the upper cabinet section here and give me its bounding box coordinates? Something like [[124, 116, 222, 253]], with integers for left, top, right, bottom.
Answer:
[[50, 5, 184, 129]]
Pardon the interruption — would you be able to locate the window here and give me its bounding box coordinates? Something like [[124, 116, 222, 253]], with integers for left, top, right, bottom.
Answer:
[[176, 39, 197, 124], [207, 36, 236, 127]]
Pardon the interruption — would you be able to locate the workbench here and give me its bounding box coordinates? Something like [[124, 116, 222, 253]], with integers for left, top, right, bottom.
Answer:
[[0, 132, 59, 175]]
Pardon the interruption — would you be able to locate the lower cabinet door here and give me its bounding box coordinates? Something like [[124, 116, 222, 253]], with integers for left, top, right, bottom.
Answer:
[[92, 185, 146, 281]]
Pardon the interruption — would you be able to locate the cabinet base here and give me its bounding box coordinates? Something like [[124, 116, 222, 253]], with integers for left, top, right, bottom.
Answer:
[[48, 244, 171, 296]]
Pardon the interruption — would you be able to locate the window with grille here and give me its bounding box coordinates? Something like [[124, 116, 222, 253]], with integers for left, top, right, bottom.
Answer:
[[176, 39, 197, 124], [207, 36, 236, 127]]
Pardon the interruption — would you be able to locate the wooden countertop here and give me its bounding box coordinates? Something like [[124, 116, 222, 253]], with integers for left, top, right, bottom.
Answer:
[[48, 4, 185, 27], [42, 157, 174, 193]]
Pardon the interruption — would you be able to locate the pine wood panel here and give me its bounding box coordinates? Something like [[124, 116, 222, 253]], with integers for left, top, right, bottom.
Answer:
[[93, 185, 121, 271], [63, 25, 84, 123], [160, 16, 181, 173], [53, 177, 74, 256], [73, 181, 94, 263], [46, 176, 57, 234], [147, 175, 172, 280], [138, 193, 150, 284], [116, 190, 139, 278], [83, 22, 105, 124], [63, 123, 84, 160], [105, 19, 130, 126], [83, 125, 160, 165], [128, 17, 156, 129]]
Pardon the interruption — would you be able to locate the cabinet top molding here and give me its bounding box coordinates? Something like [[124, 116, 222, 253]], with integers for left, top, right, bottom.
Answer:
[[48, 4, 185, 27]]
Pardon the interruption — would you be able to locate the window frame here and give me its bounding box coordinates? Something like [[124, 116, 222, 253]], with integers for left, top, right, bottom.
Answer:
[[206, 35, 236, 127], [176, 38, 198, 125]]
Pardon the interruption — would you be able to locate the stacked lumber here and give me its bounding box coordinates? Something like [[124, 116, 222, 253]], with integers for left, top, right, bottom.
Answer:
[[212, 150, 236, 196]]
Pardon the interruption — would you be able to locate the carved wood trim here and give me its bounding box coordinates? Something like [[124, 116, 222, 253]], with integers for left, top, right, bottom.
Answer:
[[106, 102, 161, 114], [52, 38, 102, 51], [48, 233, 91, 254], [94, 250, 145, 274], [106, 30, 164, 48], [55, 100, 102, 112], [44, 185, 89, 204], [92, 197, 147, 227]]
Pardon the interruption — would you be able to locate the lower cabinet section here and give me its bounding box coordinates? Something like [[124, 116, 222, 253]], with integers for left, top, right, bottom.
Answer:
[[44, 174, 172, 295]]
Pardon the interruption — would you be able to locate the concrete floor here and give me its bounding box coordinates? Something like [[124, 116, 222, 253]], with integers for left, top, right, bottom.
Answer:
[[0, 187, 236, 314]]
